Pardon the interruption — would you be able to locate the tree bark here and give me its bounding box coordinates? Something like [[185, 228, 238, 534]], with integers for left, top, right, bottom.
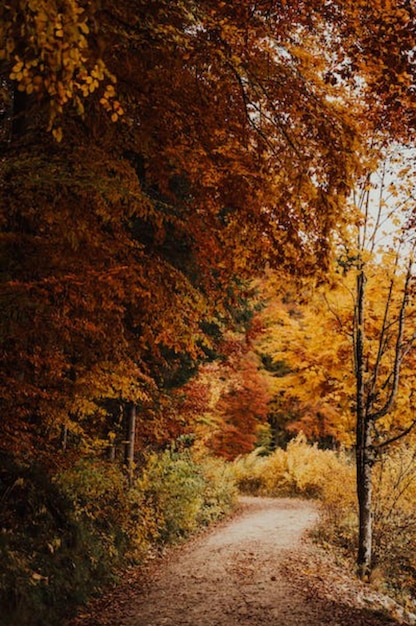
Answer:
[[355, 268, 373, 578], [61, 424, 68, 452], [125, 403, 136, 486], [356, 422, 373, 578]]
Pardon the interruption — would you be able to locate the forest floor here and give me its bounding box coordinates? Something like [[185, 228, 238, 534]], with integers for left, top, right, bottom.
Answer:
[[67, 497, 416, 626]]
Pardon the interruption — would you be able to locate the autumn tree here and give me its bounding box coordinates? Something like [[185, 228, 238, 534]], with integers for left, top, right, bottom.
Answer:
[[202, 343, 271, 461], [346, 148, 416, 578], [256, 274, 356, 449], [257, 146, 416, 578], [1, 0, 415, 464]]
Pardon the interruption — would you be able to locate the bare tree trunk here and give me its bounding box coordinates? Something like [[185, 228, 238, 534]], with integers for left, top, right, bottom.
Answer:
[[125, 403, 136, 486], [339, 162, 416, 580], [61, 424, 68, 452], [0, 77, 13, 145], [356, 420, 373, 578], [108, 441, 116, 462], [355, 268, 373, 578]]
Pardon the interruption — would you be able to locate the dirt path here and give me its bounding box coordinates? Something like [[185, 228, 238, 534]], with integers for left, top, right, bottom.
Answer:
[[70, 497, 411, 626]]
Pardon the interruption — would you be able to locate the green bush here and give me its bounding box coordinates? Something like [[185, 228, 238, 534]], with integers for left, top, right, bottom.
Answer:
[[136, 449, 206, 542], [136, 448, 237, 543], [0, 455, 138, 626], [197, 455, 239, 524]]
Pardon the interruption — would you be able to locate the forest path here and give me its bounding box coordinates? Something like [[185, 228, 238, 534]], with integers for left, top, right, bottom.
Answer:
[[69, 497, 408, 626]]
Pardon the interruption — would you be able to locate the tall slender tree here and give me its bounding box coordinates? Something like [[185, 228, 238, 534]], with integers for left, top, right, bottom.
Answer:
[[257, 146, 416, 577], [349, 149, 416, 577]]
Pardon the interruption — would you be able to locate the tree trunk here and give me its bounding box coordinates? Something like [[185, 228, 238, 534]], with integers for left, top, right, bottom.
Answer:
[[125, 403, 136, 485], [356, 421, 373, 578], [0, 77, 13, 145], [11, 86, 29, 137], [108, 441, 116, 462], [61, 424, 68, 452], [355, 268, 373, 578]]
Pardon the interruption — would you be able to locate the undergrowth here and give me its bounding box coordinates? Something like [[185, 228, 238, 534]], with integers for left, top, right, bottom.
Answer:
[[232, 434, 416, 611], [0, 448, 237, 626], [231, 433, 352, 499], [4, 434, 416, 624]]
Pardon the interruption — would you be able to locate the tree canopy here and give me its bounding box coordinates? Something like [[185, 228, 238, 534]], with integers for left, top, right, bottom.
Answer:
[[1, 0, 415, 460]]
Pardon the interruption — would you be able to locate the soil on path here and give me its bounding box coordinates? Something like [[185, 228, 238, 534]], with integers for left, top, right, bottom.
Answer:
[[69, 497, 411, 626]]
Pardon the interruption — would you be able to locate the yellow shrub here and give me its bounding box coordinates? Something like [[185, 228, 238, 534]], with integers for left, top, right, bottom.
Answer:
[[233, 434, 355, 500], [231, 448, 269, 494], [371, 445, 416, 602]]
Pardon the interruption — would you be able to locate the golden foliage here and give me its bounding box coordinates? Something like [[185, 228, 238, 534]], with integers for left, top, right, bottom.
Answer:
[[0, 0, 120, 133], [232, 434, 353, 499]]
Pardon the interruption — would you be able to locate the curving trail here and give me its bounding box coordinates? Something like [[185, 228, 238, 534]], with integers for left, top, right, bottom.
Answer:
[[70, 497, 406, 626]]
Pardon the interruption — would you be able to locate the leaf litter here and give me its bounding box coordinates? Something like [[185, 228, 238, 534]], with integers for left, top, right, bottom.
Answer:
[[66, 497, 415, 626]]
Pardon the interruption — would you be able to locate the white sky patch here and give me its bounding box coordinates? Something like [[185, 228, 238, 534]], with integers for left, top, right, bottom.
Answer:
[[355, 144, 416, 258]]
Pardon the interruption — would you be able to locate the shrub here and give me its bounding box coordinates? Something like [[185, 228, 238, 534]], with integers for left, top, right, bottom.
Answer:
[[136, 449, 206, 542], [0, 456, 121, 626], [0, 448, 237, 625], [196, 454, 239, 524], [370, 445, 416, 603], [232, 433, 353, 499], [230, 447, 268, 495], [136, 449, 237, 543]]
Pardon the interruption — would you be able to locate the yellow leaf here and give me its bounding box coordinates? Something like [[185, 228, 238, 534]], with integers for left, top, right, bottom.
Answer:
[[52, 127, 63, 142], [12, 61, 24, 73], [105, 84, 116, 97]]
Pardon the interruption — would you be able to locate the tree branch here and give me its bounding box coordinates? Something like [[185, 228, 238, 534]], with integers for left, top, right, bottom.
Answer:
[[370, 254, 414, 422], [374, 417, 416, 450]]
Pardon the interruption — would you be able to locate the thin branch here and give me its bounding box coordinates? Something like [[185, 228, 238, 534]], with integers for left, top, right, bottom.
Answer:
[[371, 254, 414, 422], [368, 159, 386, 255], [359, 175, 372, 250], [227, 62, 293, 160], [374, 417, 416, 450], [367, 251, 400, 408], [322, 293, 353, 337], [246, 76, 302, 156]]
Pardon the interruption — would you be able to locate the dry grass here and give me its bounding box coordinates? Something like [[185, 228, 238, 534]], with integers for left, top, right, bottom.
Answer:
[[232, 436, 416, 611]]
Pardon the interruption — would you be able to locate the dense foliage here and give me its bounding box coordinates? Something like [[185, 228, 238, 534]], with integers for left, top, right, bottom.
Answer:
[[0, 448, 237, 625], [2, 0, 415, 460], [1, 0, 415, 622]]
